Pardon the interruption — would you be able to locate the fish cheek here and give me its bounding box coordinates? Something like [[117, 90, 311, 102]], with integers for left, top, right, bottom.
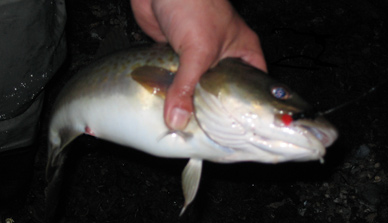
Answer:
[[131, 65, 176, 99]]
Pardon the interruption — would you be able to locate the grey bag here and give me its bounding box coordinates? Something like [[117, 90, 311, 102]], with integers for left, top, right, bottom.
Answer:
[[0, 0, 67, 151]]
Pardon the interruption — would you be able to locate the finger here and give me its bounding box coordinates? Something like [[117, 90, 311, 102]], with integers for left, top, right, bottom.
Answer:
[[240, 48, 268, 73], [240, 30, 267, 72], [164, 48, 216, 130], [130, 0, 167, 42], [222, 23, 268, 72]]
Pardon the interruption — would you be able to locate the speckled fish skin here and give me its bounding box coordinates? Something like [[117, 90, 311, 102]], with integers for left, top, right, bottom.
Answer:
[[47, 45, 231, 164], [46, 44, 338, 217]]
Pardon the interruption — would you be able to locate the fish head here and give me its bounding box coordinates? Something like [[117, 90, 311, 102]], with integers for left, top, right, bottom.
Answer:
[[194, 58, 338, 163]]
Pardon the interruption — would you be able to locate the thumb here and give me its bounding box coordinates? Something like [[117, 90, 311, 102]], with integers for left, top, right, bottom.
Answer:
[[164, 49, 216, 130]]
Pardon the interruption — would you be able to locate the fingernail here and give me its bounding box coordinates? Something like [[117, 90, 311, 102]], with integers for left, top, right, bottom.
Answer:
[[168, 107, 190, 130]]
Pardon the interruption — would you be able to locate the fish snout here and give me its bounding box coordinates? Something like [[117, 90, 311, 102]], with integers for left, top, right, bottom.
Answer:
[[298, 116, 338, 148]]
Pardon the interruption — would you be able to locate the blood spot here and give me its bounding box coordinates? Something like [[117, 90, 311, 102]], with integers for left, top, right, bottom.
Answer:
[[281, 114, 293, 126], [85, 126, 95, 136]]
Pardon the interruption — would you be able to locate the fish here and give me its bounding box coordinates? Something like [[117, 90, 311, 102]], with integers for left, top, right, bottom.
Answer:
[[45, 44, 338, 218]]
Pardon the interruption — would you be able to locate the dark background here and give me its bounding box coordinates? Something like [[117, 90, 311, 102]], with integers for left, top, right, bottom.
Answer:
[[14, 0, 388, 222]]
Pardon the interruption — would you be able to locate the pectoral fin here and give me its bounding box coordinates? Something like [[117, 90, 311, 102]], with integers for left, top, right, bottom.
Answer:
[[131, 65, 175, 99], [180, 158, 203, 216]]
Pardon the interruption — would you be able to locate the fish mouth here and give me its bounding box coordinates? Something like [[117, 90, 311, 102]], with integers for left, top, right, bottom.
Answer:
[[301, 124, 338, 148], [274, 114, 338, 149]]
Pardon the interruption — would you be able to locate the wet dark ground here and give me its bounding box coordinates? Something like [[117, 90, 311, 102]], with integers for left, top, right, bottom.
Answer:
[[7, 0, 388, 222]]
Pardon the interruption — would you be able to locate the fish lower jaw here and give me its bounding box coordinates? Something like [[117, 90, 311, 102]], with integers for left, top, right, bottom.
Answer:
[[212, 142, 325, 164], [302, 125, 338, 148]]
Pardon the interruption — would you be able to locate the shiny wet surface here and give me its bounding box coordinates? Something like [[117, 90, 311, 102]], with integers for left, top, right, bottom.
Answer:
[[8, 0, 388, 222]]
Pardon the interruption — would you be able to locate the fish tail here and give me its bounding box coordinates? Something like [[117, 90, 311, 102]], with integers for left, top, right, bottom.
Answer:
[[45, 142, 67, 222], [45, 127, 81, 221]]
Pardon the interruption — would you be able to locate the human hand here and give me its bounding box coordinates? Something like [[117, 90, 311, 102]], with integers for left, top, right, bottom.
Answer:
[[131, 0, 267, 130]]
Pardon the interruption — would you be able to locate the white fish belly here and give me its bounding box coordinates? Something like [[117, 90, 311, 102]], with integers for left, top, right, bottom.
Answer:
[[52, 84, 198, 158]]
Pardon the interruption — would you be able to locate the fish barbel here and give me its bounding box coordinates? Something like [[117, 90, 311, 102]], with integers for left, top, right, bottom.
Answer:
[[46, 44, 337, 217]]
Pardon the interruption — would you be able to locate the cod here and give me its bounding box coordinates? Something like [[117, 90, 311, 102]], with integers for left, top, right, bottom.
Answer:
[[46, 44, 337, 218]]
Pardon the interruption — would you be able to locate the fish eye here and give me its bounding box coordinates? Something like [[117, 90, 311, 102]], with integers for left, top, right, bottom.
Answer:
[[271, 85, 290, 100]]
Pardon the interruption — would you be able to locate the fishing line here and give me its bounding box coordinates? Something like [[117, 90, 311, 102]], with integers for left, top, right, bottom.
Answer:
[[290, 80, 386, 122]]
